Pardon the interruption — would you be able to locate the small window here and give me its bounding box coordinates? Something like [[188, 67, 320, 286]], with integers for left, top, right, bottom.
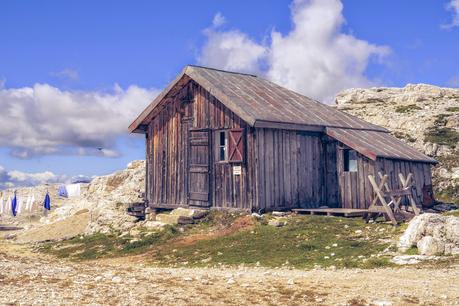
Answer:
[[344, 149, 358, 172], [217, 131, 228, 161]]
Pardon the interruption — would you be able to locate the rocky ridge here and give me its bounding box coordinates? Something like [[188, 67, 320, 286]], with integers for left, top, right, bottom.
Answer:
[[336, 84, 459, 201], [0, 160, 146, 240]]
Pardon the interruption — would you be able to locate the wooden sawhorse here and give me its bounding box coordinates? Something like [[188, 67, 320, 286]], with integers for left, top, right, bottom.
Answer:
[[367, 172, 420, 225]]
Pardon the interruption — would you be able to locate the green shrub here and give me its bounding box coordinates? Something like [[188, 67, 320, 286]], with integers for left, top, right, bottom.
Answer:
[[424, 127, 459, 147], [395, 104, 422, 113]]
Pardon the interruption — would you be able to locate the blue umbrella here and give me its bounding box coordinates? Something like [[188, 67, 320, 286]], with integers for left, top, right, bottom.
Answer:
[[11, 191, 17, 217], [44, 192, 51, 210]]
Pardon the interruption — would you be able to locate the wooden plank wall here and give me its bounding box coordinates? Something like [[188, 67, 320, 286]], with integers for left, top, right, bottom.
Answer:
[[255, 129, 324, 211], [335, 141, 433, 209], [146, 81, 256, 210], [337, 147, 376, 209], [323, 138, 339, 208], [375, 158, 432, 206]]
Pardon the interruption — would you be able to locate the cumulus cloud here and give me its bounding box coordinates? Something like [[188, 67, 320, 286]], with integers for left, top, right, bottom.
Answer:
[[197, 0, 390, 102], [0, 165, 66, 189], [198, 13, 267, 74], [443, 0, 459, 28], [0, 84, 158, 158]]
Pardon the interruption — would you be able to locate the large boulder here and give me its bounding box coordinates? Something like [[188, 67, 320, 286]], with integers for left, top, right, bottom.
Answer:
[[398, 213, 459, 255], [417, 236, 445, 255]]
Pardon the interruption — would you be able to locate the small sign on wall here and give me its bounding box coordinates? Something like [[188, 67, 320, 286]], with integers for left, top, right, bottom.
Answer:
[[232, 165, 242, 176]]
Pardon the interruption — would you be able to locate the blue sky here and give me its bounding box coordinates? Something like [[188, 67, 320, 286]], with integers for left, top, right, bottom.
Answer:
[[0, 0, 458, 188]]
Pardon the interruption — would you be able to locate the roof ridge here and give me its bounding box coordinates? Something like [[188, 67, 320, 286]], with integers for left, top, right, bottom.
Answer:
[[186, 65, 258, 77]]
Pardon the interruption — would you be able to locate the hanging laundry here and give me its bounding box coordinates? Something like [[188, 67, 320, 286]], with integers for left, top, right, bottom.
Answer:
[[17, 196, 24, 215], [6, 196, 11, 214], [58, 185, 68, 198], [44, 192, 51, 211], [30, 194, 36, 212], [11, 192, 17, 217], [65, 184, 81, 197], [25, 195, 31, 212], [0, 195, 4, 215]]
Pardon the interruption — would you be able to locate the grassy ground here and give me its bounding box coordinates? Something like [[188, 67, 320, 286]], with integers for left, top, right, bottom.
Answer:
[[38, 212, 407, 269]]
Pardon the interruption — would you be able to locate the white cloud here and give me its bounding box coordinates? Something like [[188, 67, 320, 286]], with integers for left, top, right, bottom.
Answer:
[[51, 68, 80, 81], [0, 84, 159, 158], [198, 12, 267, 74], [212, 12, 226, 28], [443, 0, 459, 28], [197, 0, 390, 102], [0, 165, 66, 189]]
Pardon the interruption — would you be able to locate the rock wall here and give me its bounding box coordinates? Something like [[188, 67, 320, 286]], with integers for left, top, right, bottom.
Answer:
[[335, 84, 459, 202]]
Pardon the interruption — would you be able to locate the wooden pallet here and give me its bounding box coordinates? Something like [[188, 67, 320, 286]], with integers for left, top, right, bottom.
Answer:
[[0, 225, 23, 231], [292, 208, 368, 217], [127, 202, 146, 218]]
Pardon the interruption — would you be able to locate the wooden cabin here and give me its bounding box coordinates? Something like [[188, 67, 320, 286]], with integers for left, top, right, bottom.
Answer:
[[129, 65, 437, 212]]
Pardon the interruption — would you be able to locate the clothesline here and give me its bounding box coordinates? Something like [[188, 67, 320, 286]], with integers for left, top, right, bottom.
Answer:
[[0, 192, 50, 217]]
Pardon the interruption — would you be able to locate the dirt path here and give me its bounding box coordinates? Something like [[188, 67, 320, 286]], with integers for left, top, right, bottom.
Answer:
[[1, 241, 458, 305]]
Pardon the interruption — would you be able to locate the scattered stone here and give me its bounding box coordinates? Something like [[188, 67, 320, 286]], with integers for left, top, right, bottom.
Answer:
[[111, 276, 122, 283], [4, 233, 16, 240], [372, 299, 393, 306], [287, 279, 295, 285], [432, 203, 456, 212], [183, 277, 193, 281], [268, 219, 286, 227], [142, 221, 166, 229], [227, 278, 235, 284], [391, 255, 438, 265], [156, 213, 193, 225], [170, 207, 208, 219]]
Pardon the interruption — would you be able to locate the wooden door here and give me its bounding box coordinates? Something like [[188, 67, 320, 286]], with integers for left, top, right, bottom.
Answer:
[[188, 129, 211, 207]]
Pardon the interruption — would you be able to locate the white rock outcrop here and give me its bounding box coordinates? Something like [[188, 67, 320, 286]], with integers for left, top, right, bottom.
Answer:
[[335, 84, 459, 197], [83, 160, 146, 234], [398, 213, 459, 255], [1, 160, 146, 238]]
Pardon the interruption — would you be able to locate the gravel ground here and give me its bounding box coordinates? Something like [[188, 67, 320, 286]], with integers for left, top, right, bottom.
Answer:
[[0, 241, 458, 305]]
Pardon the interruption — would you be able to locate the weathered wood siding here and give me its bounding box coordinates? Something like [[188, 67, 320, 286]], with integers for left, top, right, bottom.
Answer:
[[333, 141, 433, 209], [144, 78, 434, 212], [254, 129, 325, 211], [146, 81, 256, 210], [375, 158, 432, 206], [336, 147, 376, 209], [323, 138, 340, 208]]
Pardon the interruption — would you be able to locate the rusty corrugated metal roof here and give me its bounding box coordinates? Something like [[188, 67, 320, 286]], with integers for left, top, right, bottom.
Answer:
[[129, 65, 387, 133], [326, 127, 437, 164], [129, 65, 436, 164], [186, 66, 387, 131]]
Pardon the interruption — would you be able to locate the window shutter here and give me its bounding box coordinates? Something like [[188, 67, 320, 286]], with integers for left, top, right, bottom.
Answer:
[[228, 128, 245, 163]]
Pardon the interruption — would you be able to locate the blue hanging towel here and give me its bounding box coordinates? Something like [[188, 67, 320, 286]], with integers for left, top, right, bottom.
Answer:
[[44, 192, 51, 210], [11, 192, 17, 217], [58, 185, 68, 198]]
